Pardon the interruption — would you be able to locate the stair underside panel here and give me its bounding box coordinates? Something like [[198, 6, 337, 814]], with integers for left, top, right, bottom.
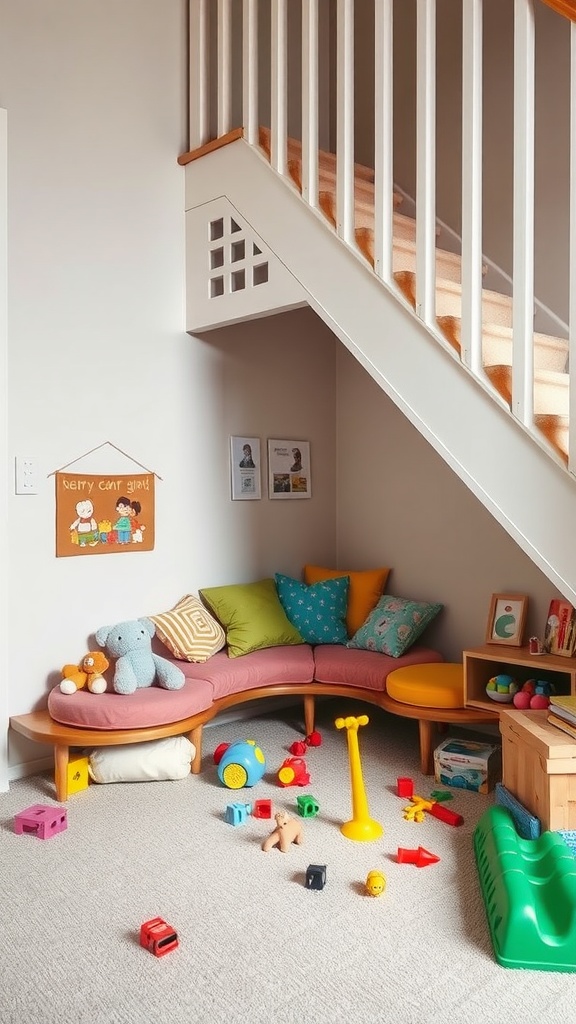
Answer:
[[185, 197, 307, 332], [184, 140, 576, 605]]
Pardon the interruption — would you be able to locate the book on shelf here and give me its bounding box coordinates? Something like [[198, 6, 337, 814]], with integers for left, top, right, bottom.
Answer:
[[543, 599, 576, 657], [547, 712, 576, 742], [548, 695, 576, 726]]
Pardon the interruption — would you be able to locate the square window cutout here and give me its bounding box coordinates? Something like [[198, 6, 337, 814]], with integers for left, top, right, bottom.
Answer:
[[253, 263, 269, 286], [210, 248, 224, 270], [210, 276, 225, 298], [231, 240, 245, 263], [231, 269, 246, 292]]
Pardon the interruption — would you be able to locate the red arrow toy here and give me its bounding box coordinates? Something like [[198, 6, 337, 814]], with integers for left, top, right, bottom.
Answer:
[[397, 846, 440, 868]]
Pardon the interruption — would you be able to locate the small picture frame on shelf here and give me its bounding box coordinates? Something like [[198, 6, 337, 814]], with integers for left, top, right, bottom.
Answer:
[[485, 593, 528, 647], [543, 599, 576, 658]]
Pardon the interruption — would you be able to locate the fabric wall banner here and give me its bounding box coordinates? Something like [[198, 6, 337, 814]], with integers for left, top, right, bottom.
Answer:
[[55, 471, 155, 556]]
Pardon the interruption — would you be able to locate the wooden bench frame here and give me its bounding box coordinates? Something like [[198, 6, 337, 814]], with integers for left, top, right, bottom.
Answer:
[[10, 682, 496, 800]]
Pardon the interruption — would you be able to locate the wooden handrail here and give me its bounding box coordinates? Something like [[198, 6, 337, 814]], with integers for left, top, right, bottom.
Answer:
[[539, 0, 576, 21]]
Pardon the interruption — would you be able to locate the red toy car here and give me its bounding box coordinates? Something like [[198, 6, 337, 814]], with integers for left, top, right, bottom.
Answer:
[[139, 917, 179, 957], [277, 757, 310, 787]]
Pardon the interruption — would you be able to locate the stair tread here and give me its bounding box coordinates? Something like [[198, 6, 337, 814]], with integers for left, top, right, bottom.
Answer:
[[259, 126, 375, 182], [437, 316, 568, 351]]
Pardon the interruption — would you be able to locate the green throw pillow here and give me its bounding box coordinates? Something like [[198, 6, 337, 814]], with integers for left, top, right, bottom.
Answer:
[[275, 573, 349, 645], [347, 594, 442, 657], [199, 578, 303, 658]]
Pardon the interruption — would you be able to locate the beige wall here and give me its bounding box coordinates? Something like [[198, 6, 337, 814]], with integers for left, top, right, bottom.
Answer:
[[335, 346, 563, 661]]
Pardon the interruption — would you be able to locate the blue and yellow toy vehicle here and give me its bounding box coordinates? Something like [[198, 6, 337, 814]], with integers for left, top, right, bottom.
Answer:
[[213, 739, 266, 789]]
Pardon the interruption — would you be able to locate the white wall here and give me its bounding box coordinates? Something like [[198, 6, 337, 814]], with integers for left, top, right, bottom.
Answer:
[[2, 3, 337, 775], [335, 347, 564, 661]]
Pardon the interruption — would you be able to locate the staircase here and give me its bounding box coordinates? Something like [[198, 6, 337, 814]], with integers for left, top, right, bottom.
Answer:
[[182, 0, 576, 605]]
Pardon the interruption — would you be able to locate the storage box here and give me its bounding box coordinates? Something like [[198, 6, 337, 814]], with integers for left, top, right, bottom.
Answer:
[[433, 736, 501, 793], [500, 708, 576, 831]]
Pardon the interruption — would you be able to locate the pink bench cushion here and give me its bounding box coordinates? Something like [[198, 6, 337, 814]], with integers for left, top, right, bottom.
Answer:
[[47, 677, 214, 731], [313, 645, 443, 692], [172, 643, 315, 700]]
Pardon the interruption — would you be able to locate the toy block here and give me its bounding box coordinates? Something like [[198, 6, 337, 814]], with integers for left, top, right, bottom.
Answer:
[[14, 804, 67, 839], [397, 777, 414, 798], [305, 864, 326, 890], [224, 802, 252, 826], [67, 754, 89, 795], [252, 799, 273, 819], [296, 794, 319, 818], [139, 917, 178, 957]]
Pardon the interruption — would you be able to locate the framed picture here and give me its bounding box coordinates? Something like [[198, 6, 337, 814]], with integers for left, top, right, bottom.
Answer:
[[485, 593, 528, 647], [230, 436, 261, 500], [268, 439, 311, 499], [543, 599, 576, 658]]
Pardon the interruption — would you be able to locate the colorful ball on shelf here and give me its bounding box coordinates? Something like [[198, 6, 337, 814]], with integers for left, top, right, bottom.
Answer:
[[486, 673, 520, 703]]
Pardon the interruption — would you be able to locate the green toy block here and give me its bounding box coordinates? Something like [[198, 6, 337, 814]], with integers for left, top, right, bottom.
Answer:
[[474, 805, 576, 972], [296, 794, 319, 818]]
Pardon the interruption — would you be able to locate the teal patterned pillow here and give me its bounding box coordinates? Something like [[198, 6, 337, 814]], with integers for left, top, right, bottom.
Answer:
[[347, 594, 442, 657], [275, 573, 349, 645]]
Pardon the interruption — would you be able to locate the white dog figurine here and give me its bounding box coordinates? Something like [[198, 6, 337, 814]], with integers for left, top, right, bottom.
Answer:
[[262, 811, 303, 853]]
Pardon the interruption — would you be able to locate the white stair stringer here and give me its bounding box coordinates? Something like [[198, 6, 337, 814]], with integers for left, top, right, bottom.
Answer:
[[184, 138, 576, 606], [186, 196, 307, 332]]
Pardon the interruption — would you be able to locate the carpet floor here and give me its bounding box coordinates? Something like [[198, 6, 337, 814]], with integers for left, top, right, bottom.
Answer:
[[1, 698, 574, 1024]]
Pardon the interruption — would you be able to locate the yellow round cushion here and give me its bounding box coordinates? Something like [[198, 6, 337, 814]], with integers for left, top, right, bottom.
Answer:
[[386, 663, 464, 709]]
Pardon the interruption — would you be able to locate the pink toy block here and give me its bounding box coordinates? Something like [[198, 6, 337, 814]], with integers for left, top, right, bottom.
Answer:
[[14, 804, 67, 839], [397, 777, 414, 798]]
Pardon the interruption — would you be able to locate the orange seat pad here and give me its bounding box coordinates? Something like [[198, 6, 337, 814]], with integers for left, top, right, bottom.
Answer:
[[386, 662, 464, 709]]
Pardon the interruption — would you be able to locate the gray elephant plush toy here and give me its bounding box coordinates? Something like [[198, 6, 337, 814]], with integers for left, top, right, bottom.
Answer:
[[95, 617, 185, 695]]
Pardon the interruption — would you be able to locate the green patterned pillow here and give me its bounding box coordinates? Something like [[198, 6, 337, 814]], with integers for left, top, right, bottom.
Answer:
[[275, 573, 349, 645], [347, 594, 442, 657], [199, 578, 303, 658]]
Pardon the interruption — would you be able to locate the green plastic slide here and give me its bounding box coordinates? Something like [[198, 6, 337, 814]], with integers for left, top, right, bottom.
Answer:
[[474, 805, 576, 972]]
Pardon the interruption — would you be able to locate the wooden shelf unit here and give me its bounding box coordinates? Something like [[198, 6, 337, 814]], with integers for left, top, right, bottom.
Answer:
[[464, 644, 576, 713]]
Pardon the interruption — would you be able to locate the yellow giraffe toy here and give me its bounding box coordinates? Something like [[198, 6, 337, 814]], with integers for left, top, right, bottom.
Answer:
[[335, 714, 383, 841]]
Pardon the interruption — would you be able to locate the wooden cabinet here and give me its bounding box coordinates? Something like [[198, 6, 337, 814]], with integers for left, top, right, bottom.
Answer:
[[463, 644, 576, 714]]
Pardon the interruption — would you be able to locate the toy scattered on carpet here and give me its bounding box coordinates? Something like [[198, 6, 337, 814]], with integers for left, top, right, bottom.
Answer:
[[305, 864, 326, 890], [397, 846, 440, 867], [289, 731, 322, 756], [224, 802, 253, 826], [296, 794, 319, 818], [139, 917, 179, 957], [277, 756, 310, 787], [95, 618, 185, 694], [335, 714, 383, 841], [403, 794, 463, 826], [512, 679, 554, 711], [262, 810, 304, 853], [397, 776, 414, 798], [365, 869, 386, 896], [60, 651, 109, 695], [214, 739, 266, 789], [14, 804, 67, 839]]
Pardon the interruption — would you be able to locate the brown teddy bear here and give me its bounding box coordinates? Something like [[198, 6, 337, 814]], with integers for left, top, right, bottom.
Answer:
[[60, 651, 109, 695]]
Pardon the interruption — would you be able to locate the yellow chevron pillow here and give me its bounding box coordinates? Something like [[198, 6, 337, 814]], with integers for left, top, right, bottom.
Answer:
[[150, 594, 226, 663]]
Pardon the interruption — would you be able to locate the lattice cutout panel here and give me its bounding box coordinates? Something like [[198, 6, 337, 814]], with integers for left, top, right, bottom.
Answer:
[[207, 215, 269, 300], [185, 197, 305, 332]]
